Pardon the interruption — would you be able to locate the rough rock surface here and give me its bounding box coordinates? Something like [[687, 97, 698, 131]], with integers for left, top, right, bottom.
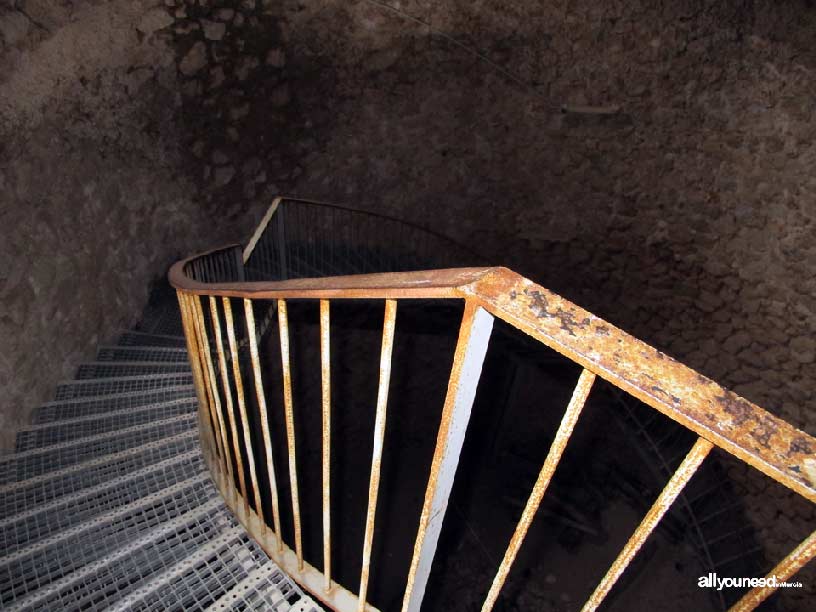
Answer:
[[0, 0, 250, 450]]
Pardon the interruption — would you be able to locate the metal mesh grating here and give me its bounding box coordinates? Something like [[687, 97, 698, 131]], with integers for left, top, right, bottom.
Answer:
[[0, 414, 197, 485], [76, 362, 191, 380], [16, 399, 197, 452], [1, 450, 205, 554], [117, 332, 186, 348], [0, 474, 216, 605], [208, 563, 321, 612], [5, 498, 228, 611], [0, 431, 198, 520], [32, 386, 196, 424], [54, 374, 194, 401], [97, 346, 190, 363], [125, 534, 293, 612]]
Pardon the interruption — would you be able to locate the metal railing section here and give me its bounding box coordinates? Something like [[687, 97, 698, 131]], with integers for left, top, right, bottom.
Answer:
[[169, 197, 816, 612]]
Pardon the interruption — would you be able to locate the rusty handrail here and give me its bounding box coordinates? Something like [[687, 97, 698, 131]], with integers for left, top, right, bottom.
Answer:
[[172, 263, 815, 502], [171, 205, 816, 612]]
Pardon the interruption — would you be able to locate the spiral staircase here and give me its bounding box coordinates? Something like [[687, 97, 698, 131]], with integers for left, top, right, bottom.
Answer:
[[1, 197, 814, 612]]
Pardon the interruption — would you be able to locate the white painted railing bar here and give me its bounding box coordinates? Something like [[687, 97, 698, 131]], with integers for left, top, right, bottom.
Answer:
[[321, 299, 333, 592], [401, 302, 494, 612]]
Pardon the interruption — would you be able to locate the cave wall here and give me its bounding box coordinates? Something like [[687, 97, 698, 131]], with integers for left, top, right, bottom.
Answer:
[[0, 0, 272, 449]]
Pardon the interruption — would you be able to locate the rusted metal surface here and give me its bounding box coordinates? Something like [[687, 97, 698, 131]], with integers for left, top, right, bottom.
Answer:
[[191, 294, 233, 482], [278, 298, 304, 569], [170, 258, 492, 300], [482, 369, 596, 612], [358, 299, 397, 612], [320, 299, 333, 592], [581, 437, 714, 612], [171, 239, 816, 610], [209, 296, 249, 509], [729, 528, 816, 611], [461, 268, 816, 504], [223, 297, 264, 523], [244, 297, 284, 547], [176, 293, 218, 463], [401, 302, 494, 612]]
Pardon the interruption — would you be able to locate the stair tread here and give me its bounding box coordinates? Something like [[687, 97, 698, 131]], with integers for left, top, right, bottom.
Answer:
[[75, 361, 191, 380], [0, 414, 197, 485], [33, 385, 196, 424], [202, 557, 316, 612], [55, 373, 195, 401], [116, 333, 186, 349], [0, 430, 199, 519], [3, 496, 227, 611], [16, 398, 197, 453], [1, 449, 205, 554]]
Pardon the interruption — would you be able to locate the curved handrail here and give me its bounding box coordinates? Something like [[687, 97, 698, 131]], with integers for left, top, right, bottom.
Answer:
[[171, 263, 816, 502], [170, 199, 816, 612]]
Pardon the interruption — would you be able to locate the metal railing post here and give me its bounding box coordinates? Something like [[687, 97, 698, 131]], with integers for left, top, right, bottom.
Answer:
[[401, 302, 494, 612]]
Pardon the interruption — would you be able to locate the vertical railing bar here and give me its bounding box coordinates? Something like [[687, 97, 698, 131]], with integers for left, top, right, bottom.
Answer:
[[191, 294, 233, 481], [728, 529, 816, 612], [401, 301, 494, 612], [481, 368, 597, 612], [177, 293, 218, 459], [278, 298, 303, 567], [276, 204, 288, 280], [580, 436, 714, 612], [223, 297, 263, 519], [210, 296, 249, 503], [234, 247, 245, 282], [244, 298, 284, 547], [320, 299, 333, 591], [357, 299, 398, 612]]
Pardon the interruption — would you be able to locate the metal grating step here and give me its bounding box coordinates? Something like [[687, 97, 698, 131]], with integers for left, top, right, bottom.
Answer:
[[1, 450, 205, 554], [4, 497, 228, 611], [110, 527, 316, 612], [0, 473, 216, 605], [55, 373, 195, 401], [0, 430, 199, 520], [108, 525, 251, 612], [117, 331, 186, 348], [0, 414, 197, 485], [32, 386, 196, 424], [16, 398, 197, 452], [76, 362, 191, 380], [205, 561, 321, 612], [116, 331, 187, 348], [97, 346, 189, 363]]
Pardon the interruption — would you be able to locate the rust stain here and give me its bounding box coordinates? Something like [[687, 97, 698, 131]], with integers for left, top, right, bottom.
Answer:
[[791, 437, 814, 455]]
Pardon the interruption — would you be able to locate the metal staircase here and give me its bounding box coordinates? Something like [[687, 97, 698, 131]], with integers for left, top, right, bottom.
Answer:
[[2, 196, 814, 611], [0, 321, 320, 611]]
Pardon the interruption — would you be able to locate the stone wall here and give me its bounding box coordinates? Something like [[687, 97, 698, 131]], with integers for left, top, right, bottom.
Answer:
[[0, 0, 258, 449]]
